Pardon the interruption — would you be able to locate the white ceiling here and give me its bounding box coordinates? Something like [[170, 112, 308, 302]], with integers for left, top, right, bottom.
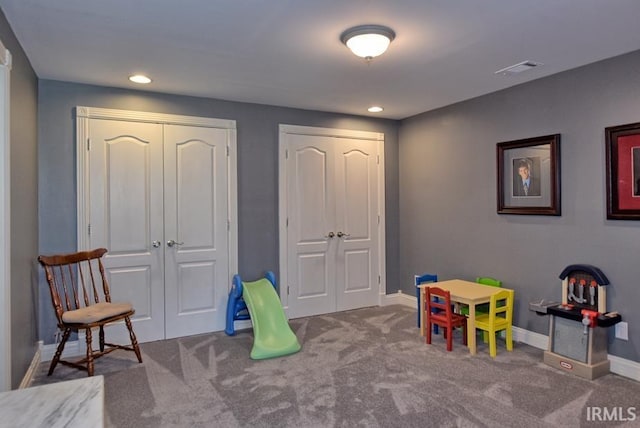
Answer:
[[2, 0, 640, 120]]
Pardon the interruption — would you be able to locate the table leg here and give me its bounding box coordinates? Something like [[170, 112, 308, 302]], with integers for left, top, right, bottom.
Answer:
[[419, 286, 425, 337], [467, 303, 476, 355]]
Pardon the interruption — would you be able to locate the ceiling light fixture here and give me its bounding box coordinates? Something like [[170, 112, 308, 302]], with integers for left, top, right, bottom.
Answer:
[[129, 74, 152, 84], [368, 106, 384, 113], [341, 25, 395, 61]]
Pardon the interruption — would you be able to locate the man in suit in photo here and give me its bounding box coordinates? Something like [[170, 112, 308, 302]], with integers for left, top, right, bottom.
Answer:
[[513, 159, 540, 197]]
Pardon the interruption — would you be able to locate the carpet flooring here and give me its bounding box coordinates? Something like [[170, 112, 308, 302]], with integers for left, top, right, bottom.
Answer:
[[32, 305, 640, 427]]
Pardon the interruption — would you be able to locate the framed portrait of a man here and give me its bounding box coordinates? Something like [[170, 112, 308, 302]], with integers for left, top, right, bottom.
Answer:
[[497, 134, 561, 215], [512, 157, 541, 197]]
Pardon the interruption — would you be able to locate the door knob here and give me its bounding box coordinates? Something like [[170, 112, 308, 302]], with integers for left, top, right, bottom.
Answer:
[[337, 231, 350, 238], [324, 231, 335, 238], [167, 240, 184, 247], [152, 240, 161, 248]]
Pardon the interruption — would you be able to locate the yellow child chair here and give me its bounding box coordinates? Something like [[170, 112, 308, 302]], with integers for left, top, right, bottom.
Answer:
[[459, 276, 502, 316], [474, 289, 514, 357]]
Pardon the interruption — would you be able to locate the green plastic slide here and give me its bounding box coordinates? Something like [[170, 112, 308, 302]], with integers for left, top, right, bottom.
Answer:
[[242, 278, 301, 359]]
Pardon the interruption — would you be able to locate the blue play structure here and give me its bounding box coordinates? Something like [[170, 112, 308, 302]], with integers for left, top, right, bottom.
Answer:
[[225, 271, 301, 359], [225, 272, 276, 336]]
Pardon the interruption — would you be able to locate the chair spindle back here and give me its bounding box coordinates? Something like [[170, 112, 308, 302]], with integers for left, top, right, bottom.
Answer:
[[39, 248, 111, 325]]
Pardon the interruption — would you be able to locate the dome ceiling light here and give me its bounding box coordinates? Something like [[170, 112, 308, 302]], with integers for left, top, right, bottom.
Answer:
[[341, 25, 395, 61], [129, 74, 152, 84]]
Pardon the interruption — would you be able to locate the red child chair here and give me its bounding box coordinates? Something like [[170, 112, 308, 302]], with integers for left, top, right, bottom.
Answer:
[[425, 286, 468, 351]]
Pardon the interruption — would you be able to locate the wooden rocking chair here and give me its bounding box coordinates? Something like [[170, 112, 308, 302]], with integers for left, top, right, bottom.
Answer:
[[38, 248, 143, 376]]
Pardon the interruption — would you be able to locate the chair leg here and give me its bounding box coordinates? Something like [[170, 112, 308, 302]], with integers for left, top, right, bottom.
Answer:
[[48, 328, 71, 376], [125, 316, 143, 363], [488, 330, 497, 358], [426, 321, 432, 344], [483, 331, 489, 343], [462, 324, 468, 346], [505, 327, 513, 351], [446, 326, 453, 351], [99, 326, 105, 353], [85, 328, 94, 376]]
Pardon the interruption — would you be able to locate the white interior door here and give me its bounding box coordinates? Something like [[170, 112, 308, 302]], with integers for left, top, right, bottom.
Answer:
[[335, 138, 379, 311], [163, 125, 229, 338], [282, 126, 383, 319], [285, 135, 336, 318], [81, 108, 237, 343], [89, 119, 165, 342]]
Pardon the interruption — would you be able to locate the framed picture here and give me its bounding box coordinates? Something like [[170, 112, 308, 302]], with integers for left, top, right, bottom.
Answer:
[[497, 134, 561, 215], [605, 122, 640, 220]]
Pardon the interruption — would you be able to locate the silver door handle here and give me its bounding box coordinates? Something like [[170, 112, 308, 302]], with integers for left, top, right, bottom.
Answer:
[[167, 240, 184, 247], [152, 240, 161, 248], [324, 232, 335, 238], [337, 231, 350, 238]]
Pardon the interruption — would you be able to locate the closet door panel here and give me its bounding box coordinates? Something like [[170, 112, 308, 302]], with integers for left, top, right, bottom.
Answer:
[[164, 125, 229, 338], [286, 135, 336, 318], [335, 139, 379, 311], [88, 118, 165, 343]]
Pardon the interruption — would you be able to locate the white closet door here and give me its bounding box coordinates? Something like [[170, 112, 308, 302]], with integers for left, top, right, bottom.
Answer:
[[89, 119, 165, 342], [284, 131, 380, 319], [163, 125, 229, 338], [335, 138, 379, 311], [286, 134, 337, 318], [80, 108, 237, 343]]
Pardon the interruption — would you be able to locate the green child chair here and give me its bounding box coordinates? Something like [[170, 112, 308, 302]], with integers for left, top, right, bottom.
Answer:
[[459, 276, 502, 316]]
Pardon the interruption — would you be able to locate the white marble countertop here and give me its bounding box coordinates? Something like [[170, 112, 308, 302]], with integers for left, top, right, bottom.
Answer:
[[0, 375, 104, 428]]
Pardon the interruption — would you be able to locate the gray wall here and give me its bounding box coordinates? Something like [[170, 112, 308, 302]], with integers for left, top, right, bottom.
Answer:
[[399, 50, 640, 362], [38, 80, 400, 344], [0, 9, 39, 388]]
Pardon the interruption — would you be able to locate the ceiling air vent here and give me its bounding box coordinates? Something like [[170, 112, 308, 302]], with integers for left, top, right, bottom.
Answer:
[[494, 60, 542, 75]]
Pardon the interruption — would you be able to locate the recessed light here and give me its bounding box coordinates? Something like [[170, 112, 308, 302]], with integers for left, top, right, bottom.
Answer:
[[494, 61, 542, 75], [129, 74, 152, 84], [368, 106, 384, 113]]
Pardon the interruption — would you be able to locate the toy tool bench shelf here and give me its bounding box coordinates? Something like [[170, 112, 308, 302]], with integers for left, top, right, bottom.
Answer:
[[533, 264, 622, 380]]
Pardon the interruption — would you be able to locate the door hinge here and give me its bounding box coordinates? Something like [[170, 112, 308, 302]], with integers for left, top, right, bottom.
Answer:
[[287, 285, 290, 295], [377, 155, 380, 164], [227, 220, 230, 231], [87, 138, 90, 151], [286, 217, 289, 227], [88, 223, 91, 236], [378, 275, 381, 284], [226, 145, 229, 156], [377, 215, 380, 225], [285, 149, 288, 160]]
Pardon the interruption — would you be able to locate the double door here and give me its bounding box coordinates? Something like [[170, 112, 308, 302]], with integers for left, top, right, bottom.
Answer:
[[79, 109, 236, 342], [281, 126, 384, 319]]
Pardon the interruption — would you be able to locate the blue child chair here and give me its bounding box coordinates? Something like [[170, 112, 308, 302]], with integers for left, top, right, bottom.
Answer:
[[415, 273, 438, 330]]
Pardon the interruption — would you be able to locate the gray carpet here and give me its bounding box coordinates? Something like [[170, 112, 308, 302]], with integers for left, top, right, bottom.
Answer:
[[32, 305, 640, 427]]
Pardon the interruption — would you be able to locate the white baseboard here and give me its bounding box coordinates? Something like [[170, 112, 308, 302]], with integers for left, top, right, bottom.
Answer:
[[382, 290, 416, 307], [19, 341, 43, 389], [607, 354, 640, 382], [41, 339, 84, 362], [511, 326, 549, 350]]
